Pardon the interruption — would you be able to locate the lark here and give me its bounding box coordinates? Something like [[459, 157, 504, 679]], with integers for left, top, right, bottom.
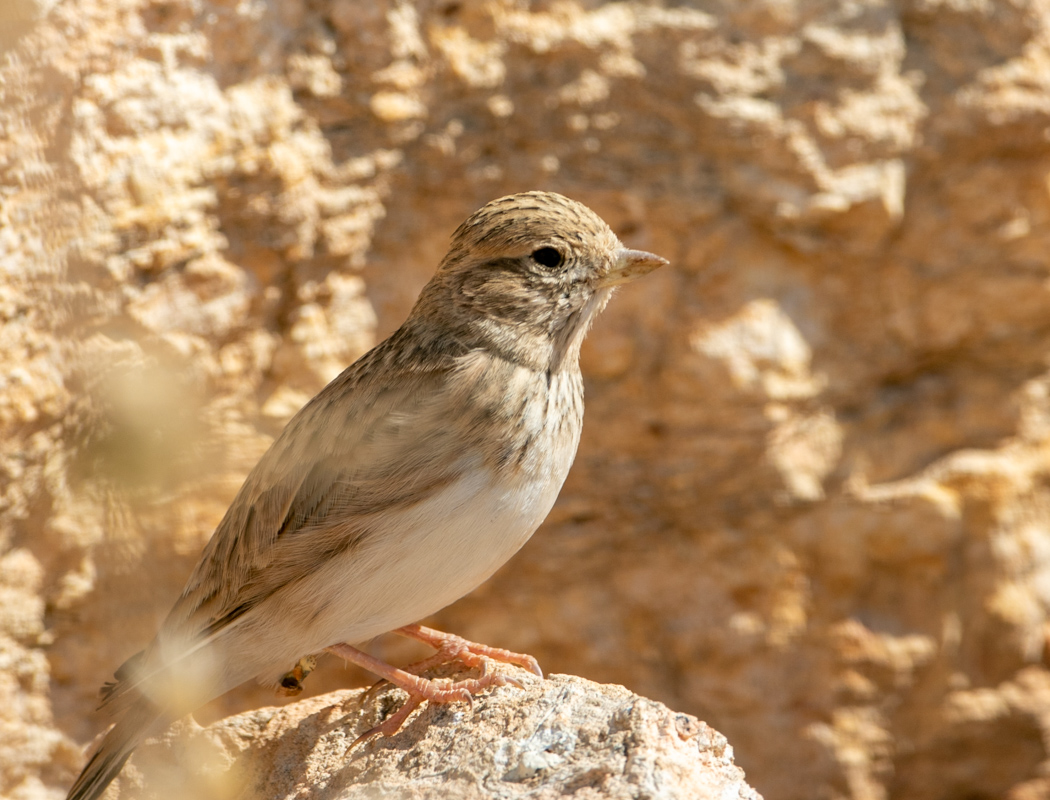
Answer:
[[67, 191, 667, 800]]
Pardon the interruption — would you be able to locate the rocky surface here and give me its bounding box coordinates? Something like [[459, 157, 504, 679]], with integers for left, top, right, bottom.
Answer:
[[5, 1, 1050, 799], [107, 673, 759, 800]]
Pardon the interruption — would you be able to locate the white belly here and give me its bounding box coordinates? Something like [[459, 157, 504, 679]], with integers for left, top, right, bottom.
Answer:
[[280, 448, 579, 662], [334, 463, 565, 640]]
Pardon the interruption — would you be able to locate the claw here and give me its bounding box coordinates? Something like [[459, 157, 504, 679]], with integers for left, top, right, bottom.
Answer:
[[346, 725, 381, 753], [503, 675, 524, 691]]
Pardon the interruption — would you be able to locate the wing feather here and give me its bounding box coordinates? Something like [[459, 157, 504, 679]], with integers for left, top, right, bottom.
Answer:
[[168, 348, 470, 639]]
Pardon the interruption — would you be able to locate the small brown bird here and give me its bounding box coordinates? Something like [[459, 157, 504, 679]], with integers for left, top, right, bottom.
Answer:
[[67, 191, 667, 800]]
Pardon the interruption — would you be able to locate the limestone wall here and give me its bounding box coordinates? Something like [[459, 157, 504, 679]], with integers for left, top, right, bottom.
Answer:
[[4, 1, 1050, 798]]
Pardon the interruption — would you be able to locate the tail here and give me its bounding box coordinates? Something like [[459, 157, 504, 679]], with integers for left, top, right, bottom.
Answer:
[[67, 699, 164, 800]]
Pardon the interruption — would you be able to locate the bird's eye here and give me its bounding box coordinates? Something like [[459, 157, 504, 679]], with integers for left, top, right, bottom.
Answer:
[[530, 247, 564, 269]]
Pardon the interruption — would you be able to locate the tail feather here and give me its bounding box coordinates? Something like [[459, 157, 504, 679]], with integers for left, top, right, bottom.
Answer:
[[99, 650, 146, 710], [67, 700, 165, 800]]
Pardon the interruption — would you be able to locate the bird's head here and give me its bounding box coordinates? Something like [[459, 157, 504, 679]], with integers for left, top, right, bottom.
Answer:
[[415, 191, 667, 373]]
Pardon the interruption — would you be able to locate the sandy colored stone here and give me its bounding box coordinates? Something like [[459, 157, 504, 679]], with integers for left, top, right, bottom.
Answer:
[[103, 673, 759, 800], [5, 1, 1050, 799]]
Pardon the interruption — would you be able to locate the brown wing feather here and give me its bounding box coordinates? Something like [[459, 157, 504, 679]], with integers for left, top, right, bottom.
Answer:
[[163, 341, 466, 639]]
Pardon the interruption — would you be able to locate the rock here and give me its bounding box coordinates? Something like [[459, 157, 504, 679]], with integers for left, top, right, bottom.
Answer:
[[107, 673, 759, 800]]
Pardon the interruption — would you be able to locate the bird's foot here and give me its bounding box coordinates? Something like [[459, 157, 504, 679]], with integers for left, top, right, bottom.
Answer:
[[359, 623, 541, 703], [327, 627, 541, 749], [394, 624, 543, 678]]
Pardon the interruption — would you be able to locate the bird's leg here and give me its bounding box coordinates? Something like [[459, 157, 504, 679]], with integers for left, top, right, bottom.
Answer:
[[357, 623, 543, 703], [394, 624, 544, 677], [327, 640, 528, 747]]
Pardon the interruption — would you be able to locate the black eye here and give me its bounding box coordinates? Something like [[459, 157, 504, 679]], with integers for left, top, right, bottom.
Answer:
[[530, 247, 564, 269]]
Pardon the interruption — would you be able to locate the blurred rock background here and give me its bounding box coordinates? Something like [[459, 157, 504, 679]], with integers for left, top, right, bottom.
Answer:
[[4, 0, 1050, 798]]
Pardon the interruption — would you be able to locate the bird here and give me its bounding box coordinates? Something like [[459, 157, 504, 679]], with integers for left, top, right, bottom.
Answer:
[[66, 190, 668, 800]]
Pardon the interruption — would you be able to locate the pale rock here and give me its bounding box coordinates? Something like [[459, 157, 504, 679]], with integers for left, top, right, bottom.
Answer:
[[110, 674, 761, 800]]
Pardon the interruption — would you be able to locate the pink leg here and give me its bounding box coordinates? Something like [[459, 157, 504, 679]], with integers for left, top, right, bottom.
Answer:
[[394, 624, 544, 678], [359, 625, 543, 701], [327, 637, 534, 747]]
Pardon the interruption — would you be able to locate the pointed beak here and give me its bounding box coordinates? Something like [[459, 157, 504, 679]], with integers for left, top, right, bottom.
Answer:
[[596, 248, 669, 288]]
